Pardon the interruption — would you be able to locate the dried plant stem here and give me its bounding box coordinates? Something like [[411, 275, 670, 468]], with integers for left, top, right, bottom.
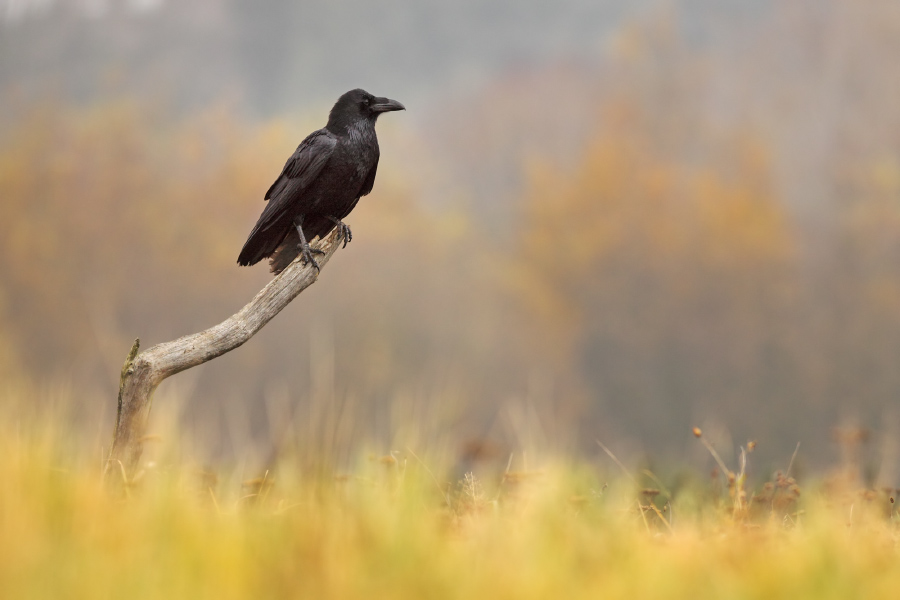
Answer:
[[786, 442, 801, 478], [596, 440, 638, 486], [699, 437, 733, 479]]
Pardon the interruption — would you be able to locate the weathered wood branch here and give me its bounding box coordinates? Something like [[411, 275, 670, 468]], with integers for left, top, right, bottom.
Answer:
[[107, 229, 344, 475]]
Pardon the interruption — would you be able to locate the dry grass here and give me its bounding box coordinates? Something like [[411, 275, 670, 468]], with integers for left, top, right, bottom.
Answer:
[[0, 393, 897, 600]]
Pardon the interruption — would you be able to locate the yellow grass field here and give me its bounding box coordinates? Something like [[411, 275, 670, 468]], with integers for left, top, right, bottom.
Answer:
[[1, 391, 897, 600]]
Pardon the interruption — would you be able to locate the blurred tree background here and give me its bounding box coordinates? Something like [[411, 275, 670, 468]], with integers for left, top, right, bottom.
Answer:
[[1, 0, 899, 479]]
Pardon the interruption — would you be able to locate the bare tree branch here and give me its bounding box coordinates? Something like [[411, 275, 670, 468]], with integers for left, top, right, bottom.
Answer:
[[107, 228, 344, 475]]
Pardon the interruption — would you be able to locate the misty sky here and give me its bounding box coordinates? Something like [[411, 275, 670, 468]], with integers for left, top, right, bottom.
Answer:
[[0, 0, 771, 117]]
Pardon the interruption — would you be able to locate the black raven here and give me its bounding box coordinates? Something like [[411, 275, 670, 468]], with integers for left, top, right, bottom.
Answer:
[[237, 89, 405, 274]]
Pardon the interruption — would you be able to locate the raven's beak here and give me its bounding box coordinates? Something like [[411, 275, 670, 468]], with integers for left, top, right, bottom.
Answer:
[[371, 97, 406, 113]]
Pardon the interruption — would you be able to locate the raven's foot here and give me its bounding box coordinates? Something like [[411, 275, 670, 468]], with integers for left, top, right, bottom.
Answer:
[[298, 243, 326, 272], [327, 216, 352, 248]]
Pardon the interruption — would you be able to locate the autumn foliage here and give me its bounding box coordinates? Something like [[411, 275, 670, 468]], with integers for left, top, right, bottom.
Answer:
[[2, 10, 900, 471]]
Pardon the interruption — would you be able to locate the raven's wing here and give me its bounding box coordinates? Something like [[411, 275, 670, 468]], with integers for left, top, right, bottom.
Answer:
[[269, 153, 378, 275], [264, 129, 337, 202], [237, 129, 337, 266]]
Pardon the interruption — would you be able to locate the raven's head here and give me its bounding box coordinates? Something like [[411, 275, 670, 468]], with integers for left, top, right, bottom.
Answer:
[[327, 89, 405, 132]]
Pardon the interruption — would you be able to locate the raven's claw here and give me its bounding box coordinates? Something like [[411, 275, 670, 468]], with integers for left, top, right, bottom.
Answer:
[[292, 216, 327, 273], [298, 244, 326, 272], [327, 216, 352, 248]]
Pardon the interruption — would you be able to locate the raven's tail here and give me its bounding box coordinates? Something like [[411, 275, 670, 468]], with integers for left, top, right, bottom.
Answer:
[[237, 219, 290, 267]]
